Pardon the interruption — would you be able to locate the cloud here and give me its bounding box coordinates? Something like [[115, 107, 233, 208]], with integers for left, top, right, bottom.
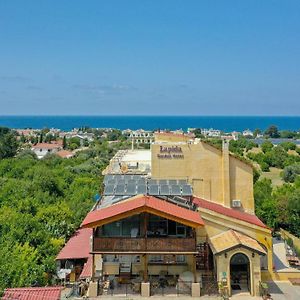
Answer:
[[26, 85, 44, 91], [72, 83, 137, 95], [0, 75, 30, 82]]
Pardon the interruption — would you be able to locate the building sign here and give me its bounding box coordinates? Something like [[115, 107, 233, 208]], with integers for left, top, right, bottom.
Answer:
[[157, 145, 184, 159]]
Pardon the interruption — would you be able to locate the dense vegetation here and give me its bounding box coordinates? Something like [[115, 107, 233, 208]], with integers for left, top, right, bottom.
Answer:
[[254, 178, 300, 237], [0, 127, 130, 293], [0, 126, 300, 293]]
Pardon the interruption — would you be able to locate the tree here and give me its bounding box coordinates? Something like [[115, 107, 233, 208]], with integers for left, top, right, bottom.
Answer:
[[265, 125, 280, 138], [280, 141, 297, 151], [253, 128, 261, 138], [261, 141, 273, 153], [63, 136, 67, 149], [282, 163, 300, 183], [0, 127, 18, 159]]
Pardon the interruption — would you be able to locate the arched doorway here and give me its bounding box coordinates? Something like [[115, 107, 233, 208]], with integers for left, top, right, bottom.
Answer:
[[230, 253, 250, 294]]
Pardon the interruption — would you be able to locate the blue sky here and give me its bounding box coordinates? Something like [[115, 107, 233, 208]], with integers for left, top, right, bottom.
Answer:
[[0, 0, 299, 115]]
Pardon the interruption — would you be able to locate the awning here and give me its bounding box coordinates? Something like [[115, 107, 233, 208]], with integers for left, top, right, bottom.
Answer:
[[79, 255, 93, 279], [56, 228, 92, 260], [209, 229, 266, 255], [81, 195, 204, 228]]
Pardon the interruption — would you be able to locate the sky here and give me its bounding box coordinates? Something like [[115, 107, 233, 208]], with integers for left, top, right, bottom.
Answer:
[[0, 0, 299, 116]]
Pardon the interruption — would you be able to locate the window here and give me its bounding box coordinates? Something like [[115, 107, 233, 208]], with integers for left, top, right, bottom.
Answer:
[[102, 216, 140, 237], [176, 255, 186, 263]]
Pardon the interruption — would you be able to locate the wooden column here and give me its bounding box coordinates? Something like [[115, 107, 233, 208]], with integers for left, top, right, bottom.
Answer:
[[143, 254, 148, 282], [92, 253, 95, 281], [192, 254, 197, 283]]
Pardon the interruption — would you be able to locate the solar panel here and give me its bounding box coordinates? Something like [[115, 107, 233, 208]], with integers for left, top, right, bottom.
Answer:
[[168, 179, 177, 185], [104, 175, 114, 183], [149, 184, 159, 195], [104, 184, 114, 195], [127, 179, 136, 185], [125, 184, 136, 195], [137, 184, 147, 194], [117, 179, 125, 185], [114, 174, 123, 181], [148, 179, 157, 185], [158, 179, 168, 185], [160, 184, 170, 195], [132, 175, 142, 180], [107, 179, 116, 185], [178, 179, 188, 185], [170, 184, 181, 195], [122, 175, 130, 182], [115, 184, 125, 195], [137, 178, 146, 185], [182, 184, 192, 196]]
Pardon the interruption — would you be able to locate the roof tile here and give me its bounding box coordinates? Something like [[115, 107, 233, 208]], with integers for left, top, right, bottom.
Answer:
[[2, 286, 63, 300], [193, 197, 267, 229], [81, 195, 204, 228], [56, 228, 92, 260]]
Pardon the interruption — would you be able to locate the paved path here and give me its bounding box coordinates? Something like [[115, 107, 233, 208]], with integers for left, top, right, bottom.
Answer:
[[268, 281, 300, 300], [273, 238, 290, 271]]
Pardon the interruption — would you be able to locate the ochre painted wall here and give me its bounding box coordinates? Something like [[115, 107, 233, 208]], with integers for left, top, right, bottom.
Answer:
[[151, 141, 254, 213], [196, 212, 273, 276]]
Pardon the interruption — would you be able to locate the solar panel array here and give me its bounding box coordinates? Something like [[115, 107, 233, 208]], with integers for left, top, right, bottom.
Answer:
[[103, 175, 192, 196]]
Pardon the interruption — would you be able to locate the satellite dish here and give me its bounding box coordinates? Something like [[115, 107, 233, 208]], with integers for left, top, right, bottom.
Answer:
[[94, 193, 100, 201]]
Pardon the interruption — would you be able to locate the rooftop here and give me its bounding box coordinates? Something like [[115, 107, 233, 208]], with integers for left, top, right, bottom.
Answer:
[[209, 229, 267, 255], [2, 286, 63, 300], [56, 228, 92, 260], [103, 149, 151, 174], [81, 195, 204, 229], [193, 197, 268, 229]]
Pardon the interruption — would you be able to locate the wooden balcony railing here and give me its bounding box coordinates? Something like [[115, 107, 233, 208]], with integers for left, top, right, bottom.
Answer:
[[93, 237, 196, 252]]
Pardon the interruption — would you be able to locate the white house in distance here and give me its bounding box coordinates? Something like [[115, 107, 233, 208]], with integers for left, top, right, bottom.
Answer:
[[31, 142, 62, 159], [201, 128, 221, 137], [243, 129, 254, 137]]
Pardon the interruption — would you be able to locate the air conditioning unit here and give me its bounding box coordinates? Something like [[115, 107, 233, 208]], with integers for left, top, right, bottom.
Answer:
[[232, 199, 241, 208]]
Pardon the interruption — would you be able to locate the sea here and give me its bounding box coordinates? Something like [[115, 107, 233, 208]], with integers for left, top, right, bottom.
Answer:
[[0, 116, 299, 132]]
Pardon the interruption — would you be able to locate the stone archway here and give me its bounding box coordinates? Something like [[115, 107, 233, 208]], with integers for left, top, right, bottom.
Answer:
[[230, 253, 250, 294]]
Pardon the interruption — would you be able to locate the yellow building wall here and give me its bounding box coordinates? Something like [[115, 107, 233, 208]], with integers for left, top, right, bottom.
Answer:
[[196, 213, 273, 276], [215, 247, 261, 296], [229, 156, 254, 213], [151, 141, 254, 213]]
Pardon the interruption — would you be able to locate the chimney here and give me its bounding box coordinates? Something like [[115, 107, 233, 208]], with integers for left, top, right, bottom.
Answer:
[[222, 139, 231, 207]]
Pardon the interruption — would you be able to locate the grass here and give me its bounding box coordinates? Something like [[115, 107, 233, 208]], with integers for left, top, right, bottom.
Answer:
[[261, 167, 284, 186]]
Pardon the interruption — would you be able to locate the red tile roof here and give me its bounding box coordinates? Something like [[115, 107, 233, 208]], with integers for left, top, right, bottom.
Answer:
[[56, 150, 74, 158], [79, 255, 93, 279], [56, 228, 92, 260], [81, 195, 204, 228], [2, 286, 63, 300], [32, 143, 62, 150], [193, 197, 268, 229]]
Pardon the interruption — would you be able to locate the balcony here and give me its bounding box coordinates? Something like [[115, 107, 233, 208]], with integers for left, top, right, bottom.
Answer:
[[93, 237, 196, 253]]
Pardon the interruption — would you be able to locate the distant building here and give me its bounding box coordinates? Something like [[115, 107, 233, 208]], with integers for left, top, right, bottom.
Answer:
[[31, 142, 62, 159], [243, 129, 254, 137], [123, 129, 154, 144], [201, 128, 221, 137], [56, 150, 74, 159], [231, 131, 240, 140]]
